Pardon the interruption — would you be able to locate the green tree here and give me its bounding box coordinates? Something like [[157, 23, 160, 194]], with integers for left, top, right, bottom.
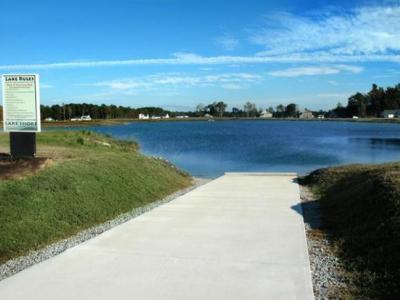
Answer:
[[196, 104, 205, 117], [215, 101, 227, 118], [244, 101, 257, 117], [285, 103, 298, 118]]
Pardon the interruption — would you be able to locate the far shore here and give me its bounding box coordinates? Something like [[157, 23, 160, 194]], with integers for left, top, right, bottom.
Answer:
[[1, 116, 399, 129]]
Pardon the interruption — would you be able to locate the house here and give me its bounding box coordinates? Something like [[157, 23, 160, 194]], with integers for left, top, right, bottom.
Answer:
[[138, 113, 149, 120], [71, 115, 92, 121], [81, 115, 92, 121], [381, 110, 400, 118], [259, 110, 273, 118], [151, 116, 161, 119], [299, 110, 314, 119], [317, 115, 325, 119], [176, 115, 189, 119], [163, 114, 170, 119]]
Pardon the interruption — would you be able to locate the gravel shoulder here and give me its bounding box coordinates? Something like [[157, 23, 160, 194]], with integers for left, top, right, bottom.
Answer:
[[0, 177, 210, 281], [300, 186, 348, 299]]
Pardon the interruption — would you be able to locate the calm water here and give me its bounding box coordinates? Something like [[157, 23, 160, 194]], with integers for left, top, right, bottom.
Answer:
[[88, 120, 400, 178]]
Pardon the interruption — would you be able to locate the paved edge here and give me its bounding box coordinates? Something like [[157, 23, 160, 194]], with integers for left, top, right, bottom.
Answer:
[[225, 172, 298, 176]]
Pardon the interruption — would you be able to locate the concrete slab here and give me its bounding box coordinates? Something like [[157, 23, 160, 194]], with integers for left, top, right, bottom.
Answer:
[[0, 173, 314, 300]]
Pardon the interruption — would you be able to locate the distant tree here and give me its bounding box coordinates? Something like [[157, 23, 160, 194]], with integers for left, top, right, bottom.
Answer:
[[384, 85, 400, 110], [329, 102, 347, 118], [267, 107, 274, 114], [196, 104, 205, 117], [215, 101, 227, 118], [347, 92, 367, 117], [274, 104, 285, 117], [368, 84, 385, 117], [285, 103, 298, 118], [206, 102, 217, 116], [244, 101, 257, 117], [231, 107, 241, 117]]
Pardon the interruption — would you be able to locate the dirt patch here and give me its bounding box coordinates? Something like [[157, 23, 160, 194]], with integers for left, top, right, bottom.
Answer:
[[0, 155, 52, 180]]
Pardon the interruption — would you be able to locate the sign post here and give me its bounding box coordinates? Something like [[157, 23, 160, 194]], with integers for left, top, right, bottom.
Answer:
[[1, 74, 41, 158]]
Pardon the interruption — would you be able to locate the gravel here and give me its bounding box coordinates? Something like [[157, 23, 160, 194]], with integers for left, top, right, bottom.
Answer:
[[300, 186, 348, 299], [0, 177, 210, 282]]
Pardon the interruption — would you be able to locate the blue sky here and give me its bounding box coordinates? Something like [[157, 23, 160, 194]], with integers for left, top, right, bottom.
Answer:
[[0, 0, 399, 111]]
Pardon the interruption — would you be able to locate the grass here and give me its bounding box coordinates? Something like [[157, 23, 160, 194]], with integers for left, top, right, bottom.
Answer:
[[301, 162, 400, 299], [0, 130, 192, 264]]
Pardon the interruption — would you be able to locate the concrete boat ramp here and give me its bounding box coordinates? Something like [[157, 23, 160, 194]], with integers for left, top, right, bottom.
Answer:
[[0, 173, 314, 299]]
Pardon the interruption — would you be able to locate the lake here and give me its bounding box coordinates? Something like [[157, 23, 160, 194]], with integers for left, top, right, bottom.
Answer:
[[88, 120, 400, 178]]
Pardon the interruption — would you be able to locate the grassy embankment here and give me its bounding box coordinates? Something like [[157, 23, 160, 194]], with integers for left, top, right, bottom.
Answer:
[[301, 163, 400, 299], [0, 131, 192, 264]]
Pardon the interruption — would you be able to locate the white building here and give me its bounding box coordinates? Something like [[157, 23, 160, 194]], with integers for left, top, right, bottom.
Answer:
[[299, 110, 314, 119], [382, 110, 400, 118], [81, 115, 92, 121], [138, 113, 149, 120], [71, 115, 92, 121], [259, 110, 273, 118], [163, 114, 170, 119]]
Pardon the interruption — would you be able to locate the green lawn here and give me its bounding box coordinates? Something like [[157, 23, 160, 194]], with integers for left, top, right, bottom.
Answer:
[[0, 131, 192, 263], [301, 163, 400, 299]]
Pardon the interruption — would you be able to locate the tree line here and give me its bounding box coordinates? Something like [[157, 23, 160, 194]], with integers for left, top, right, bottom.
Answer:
[[329, 83, 400, 118], [40, 104, 173, 120], [0, 82, 398, 121]]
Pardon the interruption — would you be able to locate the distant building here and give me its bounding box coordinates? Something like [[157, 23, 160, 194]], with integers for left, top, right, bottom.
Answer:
[[44, 117, 55, 122], [204, 113, 213, 118], [151, 116, 161, 119], [352, 116, 359, 119], [259, 110, 273, 118], [71, 115, 92, 121], [163, 114, 170, 119], [81, 115, 91, 121], [299, 110, 314, 119], [138, 113, 149, 120], [381, 110, 400, 118], [176, 115, 189, 119]]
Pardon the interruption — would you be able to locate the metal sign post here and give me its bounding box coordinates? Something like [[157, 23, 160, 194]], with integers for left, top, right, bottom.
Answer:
[[1, 74, 41, 159]]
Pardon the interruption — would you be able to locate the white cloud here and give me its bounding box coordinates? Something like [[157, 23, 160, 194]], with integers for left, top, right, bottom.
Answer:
[[215, 34, 239, 51], [251, 5, 400, 57], [316, 92, 353, 98], [0, 52, 399, 71], [93, 72, 262, 93], [268, 64, 363, 77]]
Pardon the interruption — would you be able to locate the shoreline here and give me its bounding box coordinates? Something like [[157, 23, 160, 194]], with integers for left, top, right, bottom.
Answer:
[[0, 116, 399, 130]]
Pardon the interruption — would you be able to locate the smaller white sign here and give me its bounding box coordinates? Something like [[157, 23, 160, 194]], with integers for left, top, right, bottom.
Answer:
[[2, 74, 41, 132]]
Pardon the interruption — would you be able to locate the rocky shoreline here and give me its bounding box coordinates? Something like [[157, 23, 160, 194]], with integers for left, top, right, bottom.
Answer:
[[300, 186, 348, 299]]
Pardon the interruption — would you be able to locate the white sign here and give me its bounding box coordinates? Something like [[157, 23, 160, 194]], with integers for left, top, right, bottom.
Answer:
[[1, 74, 41, 132]]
